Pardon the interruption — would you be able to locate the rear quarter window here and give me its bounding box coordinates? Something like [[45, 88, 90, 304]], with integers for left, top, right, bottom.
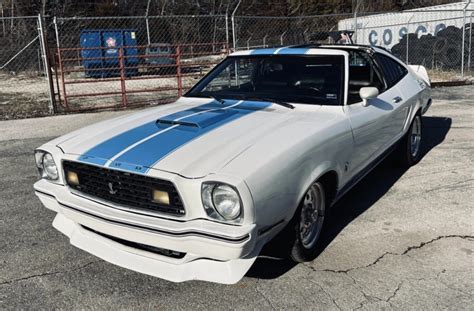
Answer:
[[376, 53, 408, 88]]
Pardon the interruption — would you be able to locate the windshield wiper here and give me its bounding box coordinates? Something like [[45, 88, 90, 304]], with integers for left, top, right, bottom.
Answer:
[[243, 95, 295, 109], [211, 95, 225, 105], [198, 93, 294, 109], [194, 93, 226, 104], [201, 94, 225, 104]]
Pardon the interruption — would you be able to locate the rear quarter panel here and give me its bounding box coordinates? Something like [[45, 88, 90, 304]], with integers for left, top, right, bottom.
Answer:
[[399, 67, 431, 134]]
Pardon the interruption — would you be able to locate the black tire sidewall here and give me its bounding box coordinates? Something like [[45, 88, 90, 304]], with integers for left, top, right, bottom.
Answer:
[[402, 114, 423, 167], [290, 182, 326, 262]]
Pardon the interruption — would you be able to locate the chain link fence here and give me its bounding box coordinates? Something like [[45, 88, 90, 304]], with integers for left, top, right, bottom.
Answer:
[[53, 16, 229, 111], [0, 3, 473, 119], [234, 4, 473, 82], [232, 14, 352, 49], [0, 16, 52, 120], [340, 2, 474, 81]]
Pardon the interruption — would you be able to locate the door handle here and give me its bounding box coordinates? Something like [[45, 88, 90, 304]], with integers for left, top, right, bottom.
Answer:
[[392, 96, 403, 103]]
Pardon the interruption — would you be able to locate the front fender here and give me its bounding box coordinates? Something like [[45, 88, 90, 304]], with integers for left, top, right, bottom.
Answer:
[[242, 123, 352, 230]]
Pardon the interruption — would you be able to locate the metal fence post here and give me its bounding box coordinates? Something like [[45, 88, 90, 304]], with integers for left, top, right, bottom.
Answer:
[[352, 0, 362, 44], [461, 9, 466, 76], [37, 14, 56, 114], [118, 47, 127, 107], [231, 16, 236, 50], [280, 31, 287, 45], [53, 16, 60, 49], [460, 1, 471, 77], [37, 48, 41, 72], [353, 11, 358, 44], [53, 16, 64, 107], [56, 46, 68, 108], [176, 45, 182, 97], [1, 3, 5, 37], [231, 0, 242, 50], [145, 0, 151, 46], [406, 14, 414, 64], [469, 12, 473, 71], [225, 14, 229, 50]]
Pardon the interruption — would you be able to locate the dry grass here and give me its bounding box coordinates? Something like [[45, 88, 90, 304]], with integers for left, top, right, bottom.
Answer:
[[427, 69, 474, 83]]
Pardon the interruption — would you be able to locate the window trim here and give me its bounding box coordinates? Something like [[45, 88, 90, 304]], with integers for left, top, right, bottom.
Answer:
[[346, 50, 386, 105], [185, 54, 347, 106], [374, 52, 408, 90]]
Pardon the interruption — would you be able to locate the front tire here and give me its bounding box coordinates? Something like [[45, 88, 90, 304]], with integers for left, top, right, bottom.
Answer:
[[289, 181, 326, 262], [399, 114, 423, 167]]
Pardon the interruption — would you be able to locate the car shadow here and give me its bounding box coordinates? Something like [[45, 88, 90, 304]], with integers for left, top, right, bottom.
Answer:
[[246, 116, 452, 280]]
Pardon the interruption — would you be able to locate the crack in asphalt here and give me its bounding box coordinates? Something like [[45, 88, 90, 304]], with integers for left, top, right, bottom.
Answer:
[[385, 281, 403, 305], [353, 291, 383, 310], [424, 179, 474, 193], [305, 235, 474, 275], [399, 235, 474, 255], [0, 260, 100, 286], [354, 282, 403, 310], [306, 278, 342, 311], [302, 235, 473, 309], [304, 263, 383, 311], [254, 279, 276, 310]]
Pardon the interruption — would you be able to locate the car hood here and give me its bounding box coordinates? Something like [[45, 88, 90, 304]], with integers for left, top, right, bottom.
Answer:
[[55, 97, 324, 178]]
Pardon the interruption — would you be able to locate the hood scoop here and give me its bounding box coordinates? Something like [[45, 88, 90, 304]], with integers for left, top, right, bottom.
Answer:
[[156, 109, 239, 130]]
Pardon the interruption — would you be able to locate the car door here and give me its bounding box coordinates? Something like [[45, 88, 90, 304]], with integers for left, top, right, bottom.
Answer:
[[374, 53, 412, 145], [343, 50, 403, 178]]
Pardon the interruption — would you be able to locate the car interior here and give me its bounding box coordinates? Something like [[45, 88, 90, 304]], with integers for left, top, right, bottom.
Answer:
[[347, 50, 385, 104]]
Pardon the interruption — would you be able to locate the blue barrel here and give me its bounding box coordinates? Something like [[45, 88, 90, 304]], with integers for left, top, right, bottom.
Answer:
[[80, 29, 139, 78]]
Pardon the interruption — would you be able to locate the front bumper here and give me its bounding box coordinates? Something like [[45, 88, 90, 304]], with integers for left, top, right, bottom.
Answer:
[[34, 179, 260, 284]]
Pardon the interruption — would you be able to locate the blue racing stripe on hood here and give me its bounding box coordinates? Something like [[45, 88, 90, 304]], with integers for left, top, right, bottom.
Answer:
[[78, 121, 160, 166], [78, 101, 220, 166], [109, 100, 270, 173]]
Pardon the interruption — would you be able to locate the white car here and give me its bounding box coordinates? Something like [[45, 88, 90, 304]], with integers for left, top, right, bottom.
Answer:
[[33, 44, 431, 284]]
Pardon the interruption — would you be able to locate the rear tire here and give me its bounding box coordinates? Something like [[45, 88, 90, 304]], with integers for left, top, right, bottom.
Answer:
[[399, 114, 423, 167], [289, 181, 326, 263]]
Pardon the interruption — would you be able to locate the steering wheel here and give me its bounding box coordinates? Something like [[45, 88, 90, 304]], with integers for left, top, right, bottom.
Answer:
[[293, 80, 325, 95]]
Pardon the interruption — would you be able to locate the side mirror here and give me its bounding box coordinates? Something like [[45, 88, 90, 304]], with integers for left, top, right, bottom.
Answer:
[[359, 87, 379, 107]]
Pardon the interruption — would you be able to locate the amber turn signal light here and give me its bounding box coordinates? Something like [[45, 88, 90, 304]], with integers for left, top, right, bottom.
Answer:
[[66, 171, 80, 186], [152, 190, 170, 205]]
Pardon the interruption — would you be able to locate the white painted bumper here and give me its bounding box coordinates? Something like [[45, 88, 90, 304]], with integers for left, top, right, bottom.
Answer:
[[34, 179, 260, 284]]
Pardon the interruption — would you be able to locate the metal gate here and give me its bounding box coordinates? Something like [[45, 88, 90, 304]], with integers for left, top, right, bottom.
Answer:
[[53, 15, 229, 112], [56, 42, 228, 111]]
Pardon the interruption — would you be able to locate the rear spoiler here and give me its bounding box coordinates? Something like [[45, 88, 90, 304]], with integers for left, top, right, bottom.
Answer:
[[310, 31, 354, 44], [408, 65, 431, 86]]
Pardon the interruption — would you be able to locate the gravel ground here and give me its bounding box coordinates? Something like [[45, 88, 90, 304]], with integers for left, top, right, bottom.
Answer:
[[0, 86, 473, 310]]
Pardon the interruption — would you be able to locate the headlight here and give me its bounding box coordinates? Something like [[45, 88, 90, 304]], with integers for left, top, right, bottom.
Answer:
[[35, 151, 59, 180], [201, 182, 242, 222]]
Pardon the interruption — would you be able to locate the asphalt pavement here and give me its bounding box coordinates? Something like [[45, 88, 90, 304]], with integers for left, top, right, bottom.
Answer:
[[0, 86, 473, 310]]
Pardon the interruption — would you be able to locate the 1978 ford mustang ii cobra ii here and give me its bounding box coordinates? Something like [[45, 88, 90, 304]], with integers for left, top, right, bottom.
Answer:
[[34, 44, 431, 284]]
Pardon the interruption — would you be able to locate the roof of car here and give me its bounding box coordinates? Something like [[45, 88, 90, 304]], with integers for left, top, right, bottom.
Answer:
[[230, 44, 389, 57]]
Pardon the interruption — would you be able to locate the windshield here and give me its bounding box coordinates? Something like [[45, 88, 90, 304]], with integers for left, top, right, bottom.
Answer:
[[186, 55, 345, 105]]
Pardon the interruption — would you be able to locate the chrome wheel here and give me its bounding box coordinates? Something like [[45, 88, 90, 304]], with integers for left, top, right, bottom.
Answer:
[[299, 183, 326, 250], [410, 115, 422, 157]]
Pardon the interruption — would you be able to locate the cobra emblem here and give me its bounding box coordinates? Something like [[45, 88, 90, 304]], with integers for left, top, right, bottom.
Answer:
[[108, 182, 117, 195]]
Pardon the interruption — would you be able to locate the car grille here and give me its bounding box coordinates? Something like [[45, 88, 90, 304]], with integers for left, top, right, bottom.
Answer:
[[62, 160, 185, 216]]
